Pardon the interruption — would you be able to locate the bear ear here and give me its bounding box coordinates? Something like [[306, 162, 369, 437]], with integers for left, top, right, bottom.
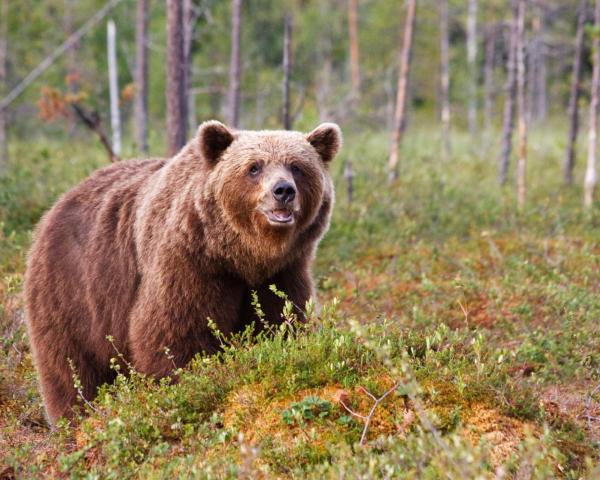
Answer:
[[197, 120, 235, 164], [305, 123, 342, 163]]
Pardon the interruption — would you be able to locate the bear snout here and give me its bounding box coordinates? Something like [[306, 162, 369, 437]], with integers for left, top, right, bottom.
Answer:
[[272, 180, 296, 204]]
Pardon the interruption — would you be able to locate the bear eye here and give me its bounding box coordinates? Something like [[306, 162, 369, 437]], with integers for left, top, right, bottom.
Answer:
[[248, 164, 261, 176], [291, 164, 302, 176]]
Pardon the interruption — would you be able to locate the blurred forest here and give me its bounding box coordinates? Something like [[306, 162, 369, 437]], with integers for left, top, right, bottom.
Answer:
[[0, 1, 596, 167], [1, 1, 600, 478]]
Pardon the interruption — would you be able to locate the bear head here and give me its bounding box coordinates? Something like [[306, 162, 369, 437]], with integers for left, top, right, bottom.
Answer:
[[195, 120, 342, 272]]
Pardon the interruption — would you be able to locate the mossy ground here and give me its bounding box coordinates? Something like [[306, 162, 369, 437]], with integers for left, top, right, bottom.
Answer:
[[1, 126, 599, 478]]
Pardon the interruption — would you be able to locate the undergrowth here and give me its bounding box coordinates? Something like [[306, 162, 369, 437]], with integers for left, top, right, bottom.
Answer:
[[1, 126, 599, 478]]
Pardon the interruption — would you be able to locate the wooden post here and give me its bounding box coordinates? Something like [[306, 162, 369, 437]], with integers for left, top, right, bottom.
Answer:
[[467, 0, 478, 134], [515, 0, 527, 211], [483, 23, 497, 131], [439, 0, 451, 158], [107, 19, 121, 157], [183, 0, 196, 130], [499, 2, 518, 186], [388, 0, 417, 182], [283, 13, 292, 130], [344, 159, 354, 204], [0, 0, 8, 174], [227, 0, 242, 127], [134, 0, 149, 154], [166, 0, 188, 155], [564, 0, 588, 185], [347, 0, 360, 100], [585, 0, 600, 208]]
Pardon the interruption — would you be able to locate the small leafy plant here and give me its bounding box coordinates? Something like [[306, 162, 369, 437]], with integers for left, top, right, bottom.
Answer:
[[282, 396, 333, 426]]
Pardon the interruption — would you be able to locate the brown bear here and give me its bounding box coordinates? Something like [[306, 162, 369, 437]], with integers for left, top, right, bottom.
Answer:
[[24, 121, 341, 424]]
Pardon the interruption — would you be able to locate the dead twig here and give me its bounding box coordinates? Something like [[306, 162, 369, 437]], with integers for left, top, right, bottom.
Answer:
[[339, 382, 401, 445], [71, 103, 119, 162]]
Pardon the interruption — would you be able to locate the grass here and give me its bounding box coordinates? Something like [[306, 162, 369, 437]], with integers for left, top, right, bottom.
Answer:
[[0, 125, 599, 478]]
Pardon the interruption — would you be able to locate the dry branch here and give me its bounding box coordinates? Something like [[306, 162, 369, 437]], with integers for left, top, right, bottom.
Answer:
[[71, 103, 119, 163]]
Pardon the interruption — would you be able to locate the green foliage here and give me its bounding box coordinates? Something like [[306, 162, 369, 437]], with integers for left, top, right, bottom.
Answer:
[[0, 127, 599, 478], [282, 396, 332, 426]]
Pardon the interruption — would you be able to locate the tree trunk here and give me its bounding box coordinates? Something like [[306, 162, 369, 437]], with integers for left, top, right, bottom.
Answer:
[[527, 8, 547, 123], [64, 0, 79, 133], [483, 23, 497, 130], [388, 0, 417, 182], [134, 0, 149, 154], [107, 19, 121, 157], [515, 0, 527, 211], [467, 0, 478, 134], [227, 0, 242, 127], [534, 9, 547, 121], [439, 0, 450, 158], [585, 0, 600, 208], [316, 2, 333, 122], [499, 3, 518, 186], [0, 0, 7, 174], [183, 0, 196, 130], [283, 13, 292, 130], [564, 0, 587, 185], [166, 0, 188, 155], [347, 0, 360, 100]]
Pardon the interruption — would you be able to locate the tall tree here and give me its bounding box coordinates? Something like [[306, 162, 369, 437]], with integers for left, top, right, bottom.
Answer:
[[227, 0, 242, 128], [166, 0, 188, 155], [585, 0, 600, 208], [467, 0, 478, 133], [183, 0, 197, 130], [0, 0, 7, 174], [64, 0, 79, 133], [107, 19, 121, 157], [515, 0, 527, 210], [134, 0, 149, 154], [388, 0, 417, 182], [283, 13, 292, 130], [527, 7, 547, 123], [439, 0, 450, 158], [564, 0, 588, 185], [347, 0, 360, 99], [483, 23, 497, 130], [499, 2, 519, 186]]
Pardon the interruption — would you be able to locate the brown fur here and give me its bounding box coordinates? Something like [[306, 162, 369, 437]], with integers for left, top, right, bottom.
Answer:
[[24, 121, 341, 424]]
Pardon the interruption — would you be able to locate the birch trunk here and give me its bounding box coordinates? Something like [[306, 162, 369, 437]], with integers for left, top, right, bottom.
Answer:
[[183, 0, 196, 130], [515, 0, 527, 211], [134, 0, 149, 153], [388, 0, 417, 182], [483, 24, 497, 130], [467, 0, 478, 134], [564, 0, 587, 185], [107, 19, 121, 157], [64, 0, 79, 133], [534, 17, 547, 122], [499, 3, 518, 186], [316, 2, 332, 122], [283, 13, 292, 130], [347, 0, 360, 99], [439, 0, 450, 158], [0, 0, 7, 174], [227, 0, 242, 127], [527, 9, 547, 123], [585, 0, 600, 208], [166, 0, 188, 155]]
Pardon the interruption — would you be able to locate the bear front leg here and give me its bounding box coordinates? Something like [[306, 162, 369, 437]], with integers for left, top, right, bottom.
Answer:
[[128, 275, 245, 378], [251, 259, 315, 326]]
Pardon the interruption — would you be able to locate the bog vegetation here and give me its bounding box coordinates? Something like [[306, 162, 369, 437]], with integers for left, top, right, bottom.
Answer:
[[0, 0, 600, 478]]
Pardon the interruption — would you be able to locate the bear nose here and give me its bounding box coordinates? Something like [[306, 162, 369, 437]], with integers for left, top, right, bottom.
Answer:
[[272, 180, 296, 204]]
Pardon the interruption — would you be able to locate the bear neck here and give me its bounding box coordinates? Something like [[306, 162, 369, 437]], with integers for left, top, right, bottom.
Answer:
[[194, 190, 298, 286]]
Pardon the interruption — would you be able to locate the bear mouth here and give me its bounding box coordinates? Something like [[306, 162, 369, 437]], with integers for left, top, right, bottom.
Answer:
[[265, 208, 295, 225]]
